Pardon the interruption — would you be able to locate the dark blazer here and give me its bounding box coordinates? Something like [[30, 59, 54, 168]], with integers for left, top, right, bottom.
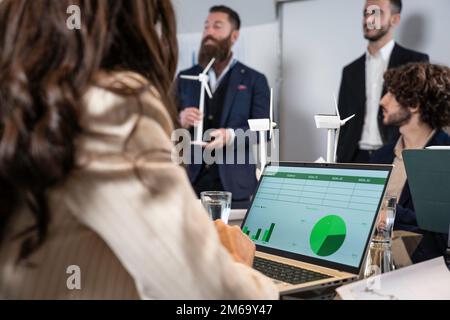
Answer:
[[176, 61, 270, 200], [337, 43, 429, 163], [370, 130, 450, 263]]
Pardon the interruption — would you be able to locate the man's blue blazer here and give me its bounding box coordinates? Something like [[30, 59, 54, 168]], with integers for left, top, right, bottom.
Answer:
[[176, 61, 270, 200]]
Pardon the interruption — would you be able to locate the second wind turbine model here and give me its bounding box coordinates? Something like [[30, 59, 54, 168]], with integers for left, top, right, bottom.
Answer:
[[248, 88, 277, 178], [314, 96, 355, 163]]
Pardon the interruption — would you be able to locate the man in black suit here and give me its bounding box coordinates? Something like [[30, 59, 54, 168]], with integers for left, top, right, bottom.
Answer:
[[336, 0, 429, 163]]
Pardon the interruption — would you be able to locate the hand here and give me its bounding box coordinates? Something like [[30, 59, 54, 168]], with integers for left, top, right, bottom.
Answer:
[[214, 219, 256, 267], [205, 129, 232, 150], [179, 107, 203, 129]]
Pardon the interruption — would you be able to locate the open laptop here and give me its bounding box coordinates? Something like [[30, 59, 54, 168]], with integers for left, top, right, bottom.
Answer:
[[241, 162, 392, 295]]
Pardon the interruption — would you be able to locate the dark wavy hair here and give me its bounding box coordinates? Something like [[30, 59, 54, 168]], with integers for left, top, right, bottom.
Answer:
[[0, 0, 178, 260], [210, 5, 241, 30], [389, 0, 402, 14], [384, 63, 450, 129]]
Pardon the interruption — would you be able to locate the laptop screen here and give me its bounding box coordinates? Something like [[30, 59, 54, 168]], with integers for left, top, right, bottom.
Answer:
[[242, 163, 391, 274]]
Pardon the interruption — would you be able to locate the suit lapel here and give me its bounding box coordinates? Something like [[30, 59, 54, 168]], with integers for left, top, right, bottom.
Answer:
[[356, 56, 366, 105], [220, 64, 244, 127], [387, 43, 402, 69], [191, 81, 201, 106], [379, 44, 401, 139], [353, 55, 367, 127]]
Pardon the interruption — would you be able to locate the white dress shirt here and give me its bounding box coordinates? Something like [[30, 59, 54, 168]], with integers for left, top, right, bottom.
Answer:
[[208, 53, 237, 94], [359, 40, 395, 151]]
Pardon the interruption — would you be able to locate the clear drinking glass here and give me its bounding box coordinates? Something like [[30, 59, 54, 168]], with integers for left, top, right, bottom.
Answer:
[[374, 195, 397, 243], [363, 240, 396, 278], [200, 191, 232, 224], [363, 195, 397, 278]]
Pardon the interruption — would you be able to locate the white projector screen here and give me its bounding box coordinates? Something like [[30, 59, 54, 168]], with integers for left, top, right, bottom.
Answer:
[[280, 0, 450, 162]]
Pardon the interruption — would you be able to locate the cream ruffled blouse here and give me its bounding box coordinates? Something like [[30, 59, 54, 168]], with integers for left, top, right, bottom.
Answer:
[[0, 72, 278, 300]]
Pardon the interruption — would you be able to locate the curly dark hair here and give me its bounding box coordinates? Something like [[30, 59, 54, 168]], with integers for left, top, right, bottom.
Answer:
[[210, 5, 241, 30], [384, 63, 450, 129]]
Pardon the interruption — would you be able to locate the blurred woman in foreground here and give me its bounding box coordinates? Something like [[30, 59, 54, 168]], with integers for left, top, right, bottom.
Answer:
[[0, 0, 277, 299]]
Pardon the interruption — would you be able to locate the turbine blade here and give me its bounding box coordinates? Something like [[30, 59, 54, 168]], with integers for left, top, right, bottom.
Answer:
[[270, 88, 274, 123], [270, 88, 274, 139], [341, 114, 356, 125], [202, 58, 216, 75], [334, 94, 340, 118], [180, 75, 199, 81], [203, 81, 213, 99]]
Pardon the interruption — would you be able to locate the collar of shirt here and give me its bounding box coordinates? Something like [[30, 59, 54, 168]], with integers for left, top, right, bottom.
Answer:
[[366, 39, 395, 62], [394, 129, 437, 160], [208, 53, 237, 94]]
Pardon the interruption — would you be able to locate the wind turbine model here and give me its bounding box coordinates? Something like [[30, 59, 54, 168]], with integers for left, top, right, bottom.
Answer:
[[248, 88, 277, 177], [314, 95, 355, 163], [180, 58, 216, 145]]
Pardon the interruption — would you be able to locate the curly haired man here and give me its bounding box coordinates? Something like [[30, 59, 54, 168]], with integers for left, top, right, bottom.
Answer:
[[371, 62, 450, 263]]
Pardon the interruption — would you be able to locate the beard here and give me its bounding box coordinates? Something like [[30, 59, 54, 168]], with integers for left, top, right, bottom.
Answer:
[[198, 34, 232, 68], [364, 23, 390, 42], [384, 107, 412, 127]]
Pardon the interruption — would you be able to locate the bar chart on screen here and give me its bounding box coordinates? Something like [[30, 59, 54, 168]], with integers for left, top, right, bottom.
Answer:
[[243, 223, 276, 242]]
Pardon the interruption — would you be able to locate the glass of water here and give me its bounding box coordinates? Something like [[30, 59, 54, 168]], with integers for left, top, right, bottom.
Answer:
[[363, 195, 397, 278], [374, 195, 397, 243], [200, 191, 232, 224]]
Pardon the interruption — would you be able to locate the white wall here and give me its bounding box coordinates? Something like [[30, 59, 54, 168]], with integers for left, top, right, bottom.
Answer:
[[280, 0, 450, 162], [172, 0, 277, 33], [177, 23, 279, 91]]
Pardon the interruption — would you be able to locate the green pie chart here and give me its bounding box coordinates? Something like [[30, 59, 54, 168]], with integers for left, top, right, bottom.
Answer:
[[310, 215, 347, 257]]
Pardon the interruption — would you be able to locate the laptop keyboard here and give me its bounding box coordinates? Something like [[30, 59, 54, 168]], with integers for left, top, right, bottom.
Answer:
[[253, 257, 332, 285]]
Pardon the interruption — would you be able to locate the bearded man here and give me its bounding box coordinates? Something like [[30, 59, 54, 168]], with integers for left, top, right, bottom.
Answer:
[[371, 63, 450, 263], [336, 0, 429, 164], [176, 6, 271, 203]]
